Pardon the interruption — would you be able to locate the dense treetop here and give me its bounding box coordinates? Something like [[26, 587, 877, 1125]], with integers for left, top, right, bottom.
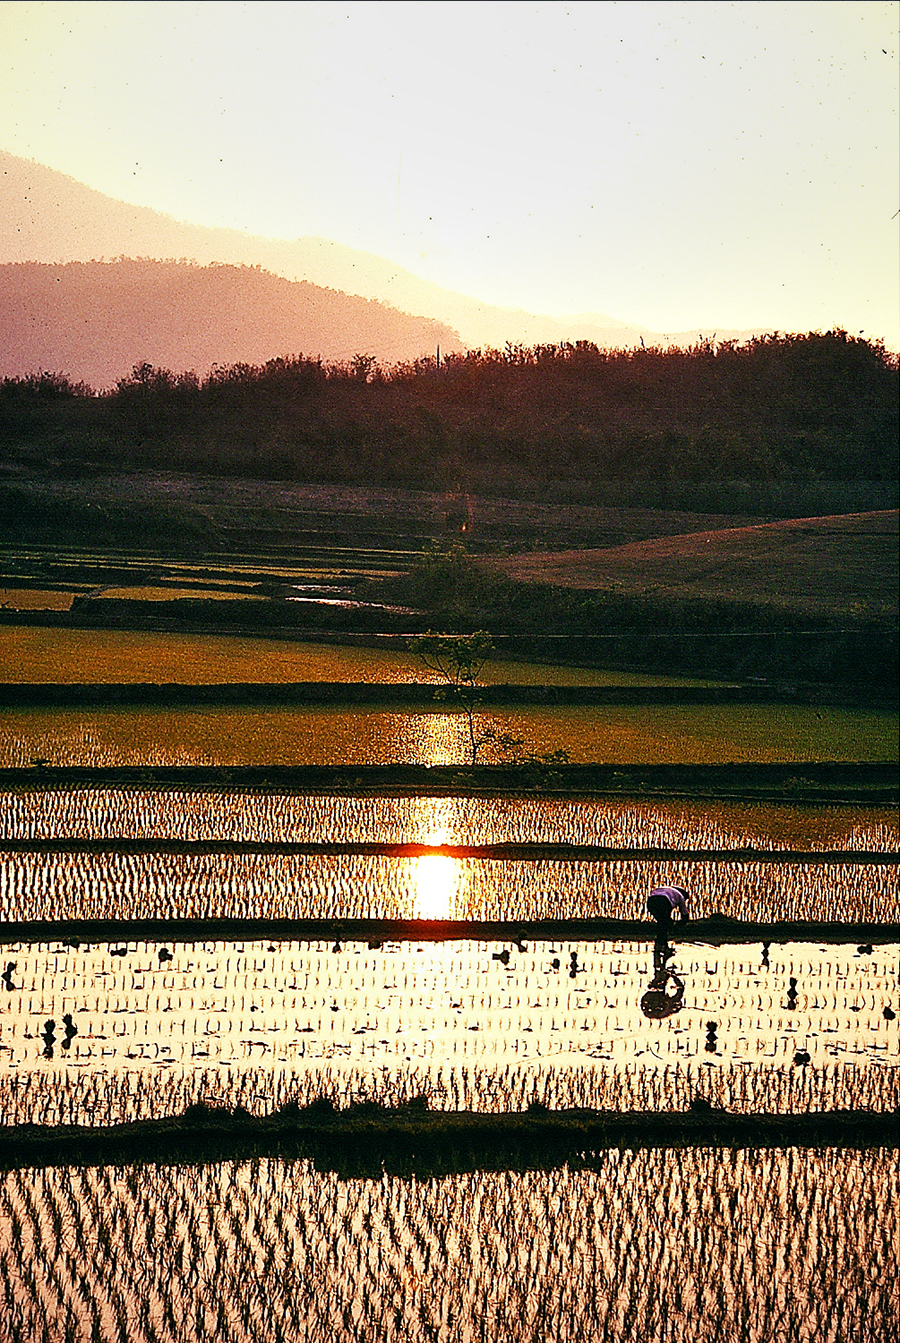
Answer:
[[1, 331, 896, 490]]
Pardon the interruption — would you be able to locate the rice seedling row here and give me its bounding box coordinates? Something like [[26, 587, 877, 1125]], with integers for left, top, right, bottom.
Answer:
[[0, 1148, 894, 1342], [0, 850, 895, 923], [3, 789, 896, 850], [0, 939, 895, 1126]]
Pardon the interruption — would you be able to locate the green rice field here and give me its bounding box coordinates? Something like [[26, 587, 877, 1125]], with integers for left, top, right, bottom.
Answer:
[[0, 627, 721, 687]]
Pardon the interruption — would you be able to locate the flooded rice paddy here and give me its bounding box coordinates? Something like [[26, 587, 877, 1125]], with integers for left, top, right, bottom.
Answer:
[[0, 938, 896, 1126], [0, 1148, 896, 1343], [4, 789, 897, 851], [1, 791, 897, 924], [0, 786, 896, 1343], [1, 849, 896, 924], [1, 701, 895, 766]]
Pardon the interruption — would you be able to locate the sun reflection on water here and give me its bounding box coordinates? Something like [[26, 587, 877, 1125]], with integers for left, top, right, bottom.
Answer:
[[411, 852, 460, 919], [406, 796, 467, 918]]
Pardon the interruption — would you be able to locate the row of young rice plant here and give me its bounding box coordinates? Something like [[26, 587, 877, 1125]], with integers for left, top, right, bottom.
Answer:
[[0, 1147, 895, 1343], [2, 1060, 896, 1130], [1, 939, 895, 1124], [2, 789, 896, 853], [0, 849, 895, 922]]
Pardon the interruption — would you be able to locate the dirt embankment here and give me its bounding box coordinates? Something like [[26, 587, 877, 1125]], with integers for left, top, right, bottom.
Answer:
[[1, 762, 895, 805], [2, 915, 898, 950], [1, 1102, 895, 1175]]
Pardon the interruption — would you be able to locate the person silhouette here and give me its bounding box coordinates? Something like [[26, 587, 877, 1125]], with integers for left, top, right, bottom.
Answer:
[[640, 939, 686, 1019], [646, 885, 690, 928], [41, 1019, 56, 1059]]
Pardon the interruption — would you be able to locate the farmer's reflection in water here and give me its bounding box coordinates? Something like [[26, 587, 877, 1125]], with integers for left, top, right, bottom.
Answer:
[[640, 940, 686, 1019]]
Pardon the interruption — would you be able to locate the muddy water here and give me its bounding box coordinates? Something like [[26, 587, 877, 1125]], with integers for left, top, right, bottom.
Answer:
[[0, 1149, 895, 1343], [0, 939, 895, 1126]]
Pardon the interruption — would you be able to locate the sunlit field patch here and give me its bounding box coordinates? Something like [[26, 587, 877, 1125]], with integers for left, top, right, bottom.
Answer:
[[4, 792, 895, 924], [2, 789, 897, 852], [1, 848, 896, 923], [0, 702, 894, 768], [0, 589, 74, 611], [0, 626, 725, 686]]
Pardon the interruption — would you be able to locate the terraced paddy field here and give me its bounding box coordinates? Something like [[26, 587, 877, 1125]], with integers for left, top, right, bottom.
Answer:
[[0, 663, 894, 1338], [0, 792, 896, 926], [1, 700, 896, 771], [6, 627, 718, 687], [0, 934, 896, 1127], [1, 788, 895, 1134]]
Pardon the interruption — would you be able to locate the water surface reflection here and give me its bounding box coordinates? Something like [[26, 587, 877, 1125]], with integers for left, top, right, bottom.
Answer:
[[0, 939, 894, 1126], [1, 849, 894, 923], [4, 789, 896, 852], [640, 941, 686, 1019], [0, 701, 894, 766]]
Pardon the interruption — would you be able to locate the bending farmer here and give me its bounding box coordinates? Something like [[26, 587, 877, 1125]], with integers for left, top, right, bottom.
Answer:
[[647, 885, 690, 927]]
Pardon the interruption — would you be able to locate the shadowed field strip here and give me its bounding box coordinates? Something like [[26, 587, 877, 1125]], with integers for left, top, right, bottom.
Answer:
[[1, 915, 898, 946], [0, 682, 865, 706], [0, 1106, 895, 1172]]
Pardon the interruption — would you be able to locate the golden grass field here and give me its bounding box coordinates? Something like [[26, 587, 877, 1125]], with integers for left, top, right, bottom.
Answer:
[[0, 626, 721, 688]]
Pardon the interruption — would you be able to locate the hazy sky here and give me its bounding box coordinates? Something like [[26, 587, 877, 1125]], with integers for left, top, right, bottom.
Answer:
[[2, 1, 897, 341]]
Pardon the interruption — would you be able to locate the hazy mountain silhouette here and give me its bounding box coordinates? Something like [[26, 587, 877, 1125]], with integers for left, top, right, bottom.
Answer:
[[0, 150, 758, 353], [0, 258, 463, 389]]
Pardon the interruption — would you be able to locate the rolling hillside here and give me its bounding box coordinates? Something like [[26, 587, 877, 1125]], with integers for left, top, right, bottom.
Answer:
[[0, 149, 761, 352], [489, 511, 900, 621], [0, 258, 460, 388]]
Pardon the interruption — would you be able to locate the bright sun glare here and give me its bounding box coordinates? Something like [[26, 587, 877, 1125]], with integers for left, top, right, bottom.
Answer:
[[406, 797, 466, 919], [411, 853, 460, 921]]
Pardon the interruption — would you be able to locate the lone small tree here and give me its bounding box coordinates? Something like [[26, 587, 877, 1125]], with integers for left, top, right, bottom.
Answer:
[[409, 630, 510, 764], [409, 630, 571, 771]]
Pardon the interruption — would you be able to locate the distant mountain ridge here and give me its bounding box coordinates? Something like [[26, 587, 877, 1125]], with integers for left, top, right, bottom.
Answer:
[[0, 150, 760, 352], [0, 258, 461, 389]]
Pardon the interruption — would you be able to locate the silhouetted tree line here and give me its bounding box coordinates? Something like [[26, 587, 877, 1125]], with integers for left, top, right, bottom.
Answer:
[[1, 332, 896, 490]]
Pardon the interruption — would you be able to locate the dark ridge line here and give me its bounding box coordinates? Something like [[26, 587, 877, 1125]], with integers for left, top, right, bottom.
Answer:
[[1, 1107, 895, 1174], [0, 682, 873, 708], [2, 838, 896, 864], [0, 761, 896, 807], [2, 916, 898, 947]]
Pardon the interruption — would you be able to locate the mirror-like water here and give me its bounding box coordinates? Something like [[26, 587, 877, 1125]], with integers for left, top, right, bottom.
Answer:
[[1, 940, 895, 1126], [1, 702, 895, 766], [1, 849, 895, 923], [0, 1149, 895, 1343]]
